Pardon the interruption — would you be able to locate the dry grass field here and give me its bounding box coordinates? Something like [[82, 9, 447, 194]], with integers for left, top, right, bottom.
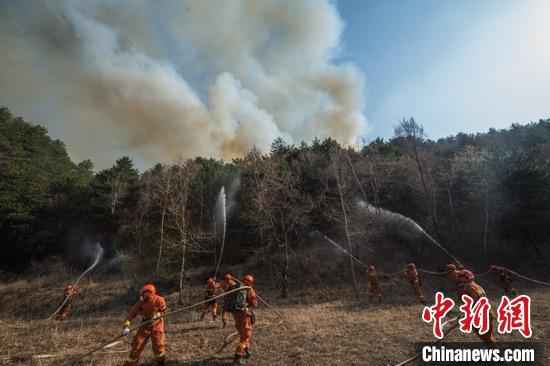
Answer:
[[1, 271, 549, 365]]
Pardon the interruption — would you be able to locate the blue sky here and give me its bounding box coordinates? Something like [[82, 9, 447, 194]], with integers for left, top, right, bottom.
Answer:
[[336, 0, 550, 141]]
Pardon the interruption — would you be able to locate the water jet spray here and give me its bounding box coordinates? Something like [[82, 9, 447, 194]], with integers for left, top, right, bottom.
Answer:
[[48, 242, 104, 320], [214, 186, 227, 278]]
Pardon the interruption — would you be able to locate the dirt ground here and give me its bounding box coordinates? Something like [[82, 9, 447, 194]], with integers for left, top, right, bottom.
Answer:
[[1, 273, 549, 365]]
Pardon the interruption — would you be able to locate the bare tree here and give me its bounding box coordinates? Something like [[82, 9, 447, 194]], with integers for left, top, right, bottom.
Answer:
[[153, 165, 173, 276], [334, 153, 360, 299], [451, 146, 494, 256], [164, 160, 197, 303], [395, 118, 441, 239], [242, 149, 312, 298], [130, 173, 153, 256]]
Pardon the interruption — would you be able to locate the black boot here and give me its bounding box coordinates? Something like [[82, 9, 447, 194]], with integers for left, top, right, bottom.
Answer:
[[244, 348, 251, 359], [155, 356, 166, 366], [234, 354, 248, 365]]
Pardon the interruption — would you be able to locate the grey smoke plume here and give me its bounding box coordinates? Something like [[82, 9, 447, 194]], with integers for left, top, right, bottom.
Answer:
[[0, 1, 367, 168]]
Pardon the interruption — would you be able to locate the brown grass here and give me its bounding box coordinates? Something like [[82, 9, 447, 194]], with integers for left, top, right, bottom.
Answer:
[[1, 273, 549, 365]]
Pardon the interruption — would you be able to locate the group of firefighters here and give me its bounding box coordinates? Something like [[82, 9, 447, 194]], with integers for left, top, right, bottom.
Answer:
[[53, 264, 518, 365], [366, 263, 517, 307], [116, 273, 256, 366], [365, 262, 518, 345]]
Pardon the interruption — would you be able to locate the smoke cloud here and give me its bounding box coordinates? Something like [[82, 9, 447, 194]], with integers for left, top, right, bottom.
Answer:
[[0, 1, 367, 168]]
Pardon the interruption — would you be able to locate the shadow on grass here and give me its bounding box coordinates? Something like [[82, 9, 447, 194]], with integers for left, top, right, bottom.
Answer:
[[171, 324, 221, 333], [166, 356, 234, 366]]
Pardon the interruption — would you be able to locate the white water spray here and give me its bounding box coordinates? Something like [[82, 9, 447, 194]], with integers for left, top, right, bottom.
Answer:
[[214, 186, 227, 277], [356, 200, 462, 265], [48, 242, 104, 320], [317, 232, 368, 269]]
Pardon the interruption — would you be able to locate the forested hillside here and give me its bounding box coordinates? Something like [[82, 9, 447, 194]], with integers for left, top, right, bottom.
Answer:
[[2, 106, 550, 286]]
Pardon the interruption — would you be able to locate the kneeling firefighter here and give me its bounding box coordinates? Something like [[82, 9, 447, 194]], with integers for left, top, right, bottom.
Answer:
[[122, 284, 167, 366], [229, 274, 257, 365]]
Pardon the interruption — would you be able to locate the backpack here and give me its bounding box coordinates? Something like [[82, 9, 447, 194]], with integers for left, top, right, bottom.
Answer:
[[225, 283, 248, 312]]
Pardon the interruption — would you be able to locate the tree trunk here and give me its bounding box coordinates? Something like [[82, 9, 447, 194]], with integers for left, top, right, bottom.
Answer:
[[483, 186, 489, 257], [334, 161, 360, 299], [447, 183, 457, 242], [413, 144, 441, 241], [281, 234, 289, 299], [137, 221, 143, 257], [345, 151, 367, 201], [368, 160, 380, 207], [156, 206, 166, 276], [213, 215, 218, 268], [179, 239, 186, 304]]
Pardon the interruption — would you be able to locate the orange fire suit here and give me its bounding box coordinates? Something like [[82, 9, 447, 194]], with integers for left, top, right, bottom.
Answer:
[[367, 269, 382, 302], [124, 294, 167, 366], [55, 285, 79, 321], [497, 271, 517, 298], [454, 270, 496, 344], [404, 266, 426, 304], [233, 287, 258, 359], [201, 279, 221, 321]]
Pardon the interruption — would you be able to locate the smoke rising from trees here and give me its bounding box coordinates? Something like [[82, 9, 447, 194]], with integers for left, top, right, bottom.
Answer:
[[0, 0, 367, 168]]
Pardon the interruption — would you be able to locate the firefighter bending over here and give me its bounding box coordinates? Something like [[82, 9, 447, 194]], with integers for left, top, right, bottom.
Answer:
[[447, 264, 496, 344]]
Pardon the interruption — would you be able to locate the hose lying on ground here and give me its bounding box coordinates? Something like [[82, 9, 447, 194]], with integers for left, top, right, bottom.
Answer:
[[214, 293, 286, 354], [392, 317, 459, 366]]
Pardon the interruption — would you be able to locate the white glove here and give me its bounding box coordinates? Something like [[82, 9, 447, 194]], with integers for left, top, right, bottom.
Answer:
[[122, 327, 130, 337]]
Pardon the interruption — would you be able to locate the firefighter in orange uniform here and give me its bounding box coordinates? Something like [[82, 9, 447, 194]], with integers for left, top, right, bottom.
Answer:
[[447, 264, 496, 344], [201, 277, 221, 321], [55, 284, 79, 321], [404, 263, 426, 304], [367, 265, 383, 303], [123, 284, 167, 366], [490, 265, 517, 298], [222, 272, 239, 328], [231, 274, 257, 365]]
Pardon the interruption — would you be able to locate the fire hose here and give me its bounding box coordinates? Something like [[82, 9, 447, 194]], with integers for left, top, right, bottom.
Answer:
[[48, 247, 103, 321], [213, 292, 286, 355], [60, 285, 288, 366], [490, 265, 550, 287], [321, 233, 550, 288]]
